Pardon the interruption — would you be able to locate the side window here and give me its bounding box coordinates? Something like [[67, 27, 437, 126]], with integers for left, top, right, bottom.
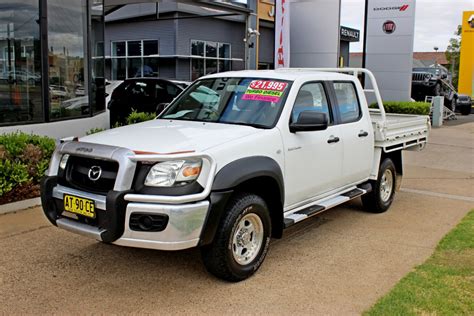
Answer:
[[333, 82, 361, 124], [291, 82, 331, 123], [166, 84, 180, 97]]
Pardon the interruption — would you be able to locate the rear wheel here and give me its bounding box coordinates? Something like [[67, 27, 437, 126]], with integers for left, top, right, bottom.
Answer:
[[201, 192, 272, 282], [362, 158, 397, 213]]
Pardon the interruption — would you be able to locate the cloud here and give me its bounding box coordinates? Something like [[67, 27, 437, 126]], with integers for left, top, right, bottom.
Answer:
[[341, 0, 474, 52]]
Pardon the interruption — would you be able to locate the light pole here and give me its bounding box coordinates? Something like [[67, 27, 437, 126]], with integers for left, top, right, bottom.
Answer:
[[434, 46, 439, 70]]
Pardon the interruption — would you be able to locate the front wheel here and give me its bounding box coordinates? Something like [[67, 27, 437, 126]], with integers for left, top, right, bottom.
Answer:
[[460, 106, 471, 116], [201, 193, 272, 282], [362, 158, 397, 213]]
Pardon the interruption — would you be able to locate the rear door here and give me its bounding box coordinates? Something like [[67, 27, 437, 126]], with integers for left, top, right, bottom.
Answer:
[[283, 81, 343, 207], [330, 81, 373, 185]]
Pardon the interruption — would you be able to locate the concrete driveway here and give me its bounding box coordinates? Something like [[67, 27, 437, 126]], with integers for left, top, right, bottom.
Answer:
[[1, 116, 473, 315]]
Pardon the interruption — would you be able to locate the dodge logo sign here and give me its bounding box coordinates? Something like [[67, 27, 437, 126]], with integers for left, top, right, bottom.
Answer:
[[383, 20, 396, 34], [88, 166, 102, 181], [373, 4, 409, 12]]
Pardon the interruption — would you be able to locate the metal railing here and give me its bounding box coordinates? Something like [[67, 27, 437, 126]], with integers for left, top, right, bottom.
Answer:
[[278, 68, 387, 122]]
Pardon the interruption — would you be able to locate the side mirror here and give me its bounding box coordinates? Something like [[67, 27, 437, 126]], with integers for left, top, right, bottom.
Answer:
[[290, 111, 328, 133], [156, 103, 169, 115]]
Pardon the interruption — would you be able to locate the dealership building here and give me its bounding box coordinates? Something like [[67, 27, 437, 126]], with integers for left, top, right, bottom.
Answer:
[[0, 0, 361, 138]]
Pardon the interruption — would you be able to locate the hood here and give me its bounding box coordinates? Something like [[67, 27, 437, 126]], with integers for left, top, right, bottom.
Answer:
[[80, 119, 262, 153]]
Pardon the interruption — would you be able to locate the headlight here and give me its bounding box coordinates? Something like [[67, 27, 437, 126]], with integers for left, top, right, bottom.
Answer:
[[59, 154, 69, 170], [144, 159, 202, 187]]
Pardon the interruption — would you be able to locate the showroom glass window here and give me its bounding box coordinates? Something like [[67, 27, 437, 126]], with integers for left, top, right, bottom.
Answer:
[[48, 0, 89, 120], [111, 40, 159, 80], [0, 0, 43, 126], [191, 40, 232, 80], [90, 0, 105, 114]]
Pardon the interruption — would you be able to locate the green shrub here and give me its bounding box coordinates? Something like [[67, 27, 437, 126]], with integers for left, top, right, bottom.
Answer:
[[0, 132, 55, 197], [126, 110, 156, 125], [86, 127, 106, 135], [370, 101, 431, 115], [0, 160, 30, 196]]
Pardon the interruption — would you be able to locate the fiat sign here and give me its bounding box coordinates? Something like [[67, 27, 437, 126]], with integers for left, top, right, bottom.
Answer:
[[383, 20, 396, 34]]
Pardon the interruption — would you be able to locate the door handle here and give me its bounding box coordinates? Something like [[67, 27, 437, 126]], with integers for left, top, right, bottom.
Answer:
[[358, 130, 369, 137], [327, 136, 340, 144]]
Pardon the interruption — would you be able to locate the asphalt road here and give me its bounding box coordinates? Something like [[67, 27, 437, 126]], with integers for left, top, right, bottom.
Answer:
[[1, 115, 473, 315]]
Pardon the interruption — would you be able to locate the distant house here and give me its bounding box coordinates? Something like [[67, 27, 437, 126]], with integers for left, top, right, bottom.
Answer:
[[412, 52, 448, 68]]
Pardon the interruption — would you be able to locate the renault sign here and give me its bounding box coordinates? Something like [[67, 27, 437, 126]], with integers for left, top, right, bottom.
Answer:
[[458, 11, 474, 97]]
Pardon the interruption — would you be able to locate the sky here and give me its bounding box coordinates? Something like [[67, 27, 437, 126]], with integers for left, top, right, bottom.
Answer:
[[340, 0, 474, 52]]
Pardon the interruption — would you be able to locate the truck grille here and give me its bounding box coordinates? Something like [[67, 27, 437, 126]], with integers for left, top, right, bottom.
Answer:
[[63, 156, 119, 194], [412, 73, 428, 82]]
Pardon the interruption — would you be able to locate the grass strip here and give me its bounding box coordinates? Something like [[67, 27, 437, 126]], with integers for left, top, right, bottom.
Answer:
[[365, 210, 474, 316]]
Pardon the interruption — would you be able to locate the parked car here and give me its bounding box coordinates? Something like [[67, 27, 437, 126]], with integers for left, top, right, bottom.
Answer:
[[49, 85, 69, 99], [41, 68, 430, 281], [411, 66, 456, 109], [107, 78, 184, 126], [0, 70, 41, 84], [456, 94, 472, 116]]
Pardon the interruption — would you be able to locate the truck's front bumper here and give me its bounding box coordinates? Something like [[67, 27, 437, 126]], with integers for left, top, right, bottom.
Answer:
[[114, 200, 209, 251], [41, 177, 210, 251]]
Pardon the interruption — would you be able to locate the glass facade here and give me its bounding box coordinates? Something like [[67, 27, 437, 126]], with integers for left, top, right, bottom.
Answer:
[[0, 0, 105, 127], [0, 0, 43, 126], [48, 0, 89, 120], [111, 39, 159, 80], [191, 40, 232, 81]]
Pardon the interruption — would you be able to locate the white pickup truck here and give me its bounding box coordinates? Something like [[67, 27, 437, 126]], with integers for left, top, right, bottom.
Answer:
[[41, 68, 430, 281]]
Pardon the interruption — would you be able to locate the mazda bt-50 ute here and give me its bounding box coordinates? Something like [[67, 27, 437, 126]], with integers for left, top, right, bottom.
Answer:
[[41, 68, 430, 281]]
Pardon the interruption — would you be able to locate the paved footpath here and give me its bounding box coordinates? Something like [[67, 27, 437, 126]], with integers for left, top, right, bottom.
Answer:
[[1, 116, 473, 315]]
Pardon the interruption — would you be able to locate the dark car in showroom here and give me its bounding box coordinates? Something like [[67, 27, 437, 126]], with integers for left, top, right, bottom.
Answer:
[[108, 78, 185, 126], [456, 94, 472, 116]]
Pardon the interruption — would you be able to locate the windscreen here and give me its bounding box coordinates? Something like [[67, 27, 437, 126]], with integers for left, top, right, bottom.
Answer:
[[159, 77, 292, 129]]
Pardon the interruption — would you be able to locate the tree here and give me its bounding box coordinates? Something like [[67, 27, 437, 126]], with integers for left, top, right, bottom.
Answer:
[[446, 25, 462, 89]]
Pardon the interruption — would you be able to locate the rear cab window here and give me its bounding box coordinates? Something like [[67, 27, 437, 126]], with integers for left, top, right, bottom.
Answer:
[[332, 82, 361, 124]]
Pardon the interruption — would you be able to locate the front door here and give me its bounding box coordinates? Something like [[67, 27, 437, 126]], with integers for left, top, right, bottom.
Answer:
[[283, 82, 343, 208]]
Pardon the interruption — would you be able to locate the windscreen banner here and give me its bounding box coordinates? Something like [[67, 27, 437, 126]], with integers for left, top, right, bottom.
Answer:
[[364, 0, 416, 101], [275, 0, 290, 68]]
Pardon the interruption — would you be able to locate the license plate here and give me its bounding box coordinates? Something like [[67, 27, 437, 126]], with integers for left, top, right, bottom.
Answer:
[[63, 194, 96, 219]]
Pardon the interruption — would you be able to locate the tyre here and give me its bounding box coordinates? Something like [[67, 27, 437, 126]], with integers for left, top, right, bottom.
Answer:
[[444, 98, 456, 111], [361, 158, 397, 213], [433, 83, 441, 96], [201, 192, 272, 282], [460, 106, 471, 116]]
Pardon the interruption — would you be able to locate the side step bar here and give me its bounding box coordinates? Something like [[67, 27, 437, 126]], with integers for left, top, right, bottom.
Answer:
[[284, 184, 372, 228]]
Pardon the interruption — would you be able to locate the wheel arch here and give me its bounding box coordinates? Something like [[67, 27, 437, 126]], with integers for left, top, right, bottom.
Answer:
[[199, 156, 285, 246]]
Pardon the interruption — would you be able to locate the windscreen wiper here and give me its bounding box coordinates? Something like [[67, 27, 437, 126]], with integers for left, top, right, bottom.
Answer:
[[221, 121, 270, 129]]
